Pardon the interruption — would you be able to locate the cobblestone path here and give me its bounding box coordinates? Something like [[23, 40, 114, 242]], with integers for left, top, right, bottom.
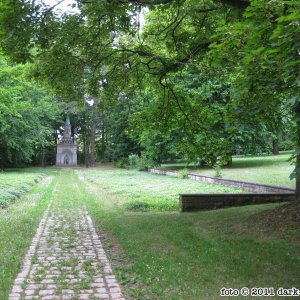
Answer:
[[9, 183, 125, 300]]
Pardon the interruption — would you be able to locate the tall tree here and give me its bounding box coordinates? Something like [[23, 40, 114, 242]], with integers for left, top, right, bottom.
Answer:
[[209, 0, 299, 200], [0, 54, 61, 167]]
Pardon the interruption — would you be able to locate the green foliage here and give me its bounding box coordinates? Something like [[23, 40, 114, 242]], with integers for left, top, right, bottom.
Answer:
[[208, 0, 299, 181], [128, 154, 140, 170], [279, 139, 294, 152], [114, 157, 129, 169], [127, 153, 157, 171], [178, 168, 189, 179], [0, 55, 61, 167], [162, 152, 295, 188], [0, 0, 297, 180], [101, 99, 142, 164], [0, 200, 8, 209], [213, 162, 222, 178]]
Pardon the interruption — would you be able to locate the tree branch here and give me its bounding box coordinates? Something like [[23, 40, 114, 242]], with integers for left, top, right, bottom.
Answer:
[[80, 0, 249, 9], [216, 0, 249, 9]]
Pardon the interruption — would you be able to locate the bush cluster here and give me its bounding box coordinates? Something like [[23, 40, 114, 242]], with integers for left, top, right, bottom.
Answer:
[[114, 157, 129, 169], [178, 168, 189, 179], [115, 153, 157, 171], [213, 163, 222, 178]]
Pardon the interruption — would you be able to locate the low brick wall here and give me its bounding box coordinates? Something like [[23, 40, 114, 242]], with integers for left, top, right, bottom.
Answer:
[[180, 193, 295, 212], [149, 168, 295, 193], [150, 169, 178, 177]]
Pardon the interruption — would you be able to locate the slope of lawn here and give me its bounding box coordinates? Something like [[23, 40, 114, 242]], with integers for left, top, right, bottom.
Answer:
[[1, 167, 298, 299], [161, 152, 295, 188], [76, 168, 242, 212], [0, 168, 58, 299], [0, 168, 48, 208], [77, 168, 300, 300]]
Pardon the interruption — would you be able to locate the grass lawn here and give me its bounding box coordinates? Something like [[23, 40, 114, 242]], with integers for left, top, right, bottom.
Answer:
[[1, 165, 299, 299], [78, 167, 300, 300], [0, 168, 48, 208], [161, 152, 295, 188], [0, 168, 59, 299], [76, 169, 242, 212]]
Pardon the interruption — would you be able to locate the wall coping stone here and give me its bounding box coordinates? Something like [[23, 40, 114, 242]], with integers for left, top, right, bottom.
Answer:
[[149, 168, 295, 193]]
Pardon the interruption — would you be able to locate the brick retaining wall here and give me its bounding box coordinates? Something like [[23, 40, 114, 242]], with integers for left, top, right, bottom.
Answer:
[[179, 193, 295, 212], [149, 168, 295, 212]]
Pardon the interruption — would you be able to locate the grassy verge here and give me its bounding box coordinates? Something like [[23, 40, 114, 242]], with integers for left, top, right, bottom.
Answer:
[[0, 168, 53, 208], [78, 168, 300, 300], [76, 169, 242, 212], [0, 168, 58, 299], [161, 152, 295, 188]]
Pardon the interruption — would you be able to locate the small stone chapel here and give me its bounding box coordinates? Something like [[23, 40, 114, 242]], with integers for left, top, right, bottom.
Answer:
[[56, 117, 77, 166]]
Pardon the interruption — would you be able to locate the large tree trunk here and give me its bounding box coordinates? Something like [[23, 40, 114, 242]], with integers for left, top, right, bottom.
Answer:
[[83, 135, 89, 168], [295, 103, 300, 205], [296, 167, 300, 204], [90, 100, 97, 167], [100, 120, 106, 161], [272, 139, 279, 155], [296, 152, 300, 206], [41, 147, 46, 167], [90, 120, 96, 166], [226, 156, 233, 167], [54, 130, 58, 145]]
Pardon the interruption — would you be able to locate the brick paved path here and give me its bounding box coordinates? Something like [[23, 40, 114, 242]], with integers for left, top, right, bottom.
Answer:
[[9, 195, 125, 300]]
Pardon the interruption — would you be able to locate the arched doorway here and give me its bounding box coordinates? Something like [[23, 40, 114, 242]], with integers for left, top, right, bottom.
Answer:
[[61, 150, 73, 165], [64, 154, 70, 165]]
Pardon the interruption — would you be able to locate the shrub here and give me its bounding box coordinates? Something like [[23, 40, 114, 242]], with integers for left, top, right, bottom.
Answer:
[[114, 157, 129, 169], [128, 154, 140, 169], [0, 200, 9, 209], [213, 162, 222, 178], [178, 168, 189, 179], [127, 153, 157, 171], [125, 200, 150, 211], [137, 153, 157, 171], [34, 176, 42, 183]]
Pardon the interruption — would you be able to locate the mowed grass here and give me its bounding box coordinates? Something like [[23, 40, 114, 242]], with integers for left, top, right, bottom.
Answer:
[[0, 168, 58, 299], [76, 169, 242, 212], [1, 165, 299, 299], [0, 168, 46, 208], [162, 152, 295, 188], [80, 169, 300, 300]]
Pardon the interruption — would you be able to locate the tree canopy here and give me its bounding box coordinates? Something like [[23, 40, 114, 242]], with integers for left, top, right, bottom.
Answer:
[[0, 54, 61, 167], [0, 0, 298, 194]]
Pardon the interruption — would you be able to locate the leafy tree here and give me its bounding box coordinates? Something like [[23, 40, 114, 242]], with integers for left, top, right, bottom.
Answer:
[[209, 0, 299, 199], [0, 55, 61, 167], [0, 0, 298, 203]]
